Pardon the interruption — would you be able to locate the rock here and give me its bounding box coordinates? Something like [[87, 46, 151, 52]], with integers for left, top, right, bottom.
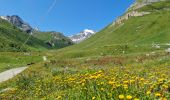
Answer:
[[112, 11, 150, 26], [152, 44, 160, 49], [165, 48, 170, 53], [43, 56, 47, 61]]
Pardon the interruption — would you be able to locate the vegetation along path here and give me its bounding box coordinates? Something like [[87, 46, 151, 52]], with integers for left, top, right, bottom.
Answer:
[[0, 67, 28, 83]]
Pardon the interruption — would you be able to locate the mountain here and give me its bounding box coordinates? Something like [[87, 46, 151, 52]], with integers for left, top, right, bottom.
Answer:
[[33, 31, 73, 49], [55, 0, 170, 58], [69, 29, 95, 43], [0, 15, 73, 51], [0, 18, 49, 51], [0, 15, 33, 33]]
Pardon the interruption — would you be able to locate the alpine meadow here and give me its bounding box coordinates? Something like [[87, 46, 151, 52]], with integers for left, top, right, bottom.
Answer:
[[0, 0, 170, 100]]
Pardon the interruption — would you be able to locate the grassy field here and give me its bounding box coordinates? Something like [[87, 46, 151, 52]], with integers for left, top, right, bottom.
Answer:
[[0, 50, 170, 99], [0, 52, 45, 72]]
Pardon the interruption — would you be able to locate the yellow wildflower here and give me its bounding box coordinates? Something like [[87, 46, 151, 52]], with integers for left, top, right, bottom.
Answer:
[[160, 97, 167, 100], [146, 91, 151, 95], [100, 88, 104, 91], [119, 94, 124, 100], [126, 95, 132, 100], [162, 84, 169, 89], [108, 81, 115, 85], [123, 80, 129, 84], [155, 93, 161, 97], [92, 96, 96, 100], [123, 84, 128, 89]]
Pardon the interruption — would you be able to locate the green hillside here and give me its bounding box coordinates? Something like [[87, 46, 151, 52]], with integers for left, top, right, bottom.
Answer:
[[33, 31, 73, 49], [0, 18, 49, 51], [54, 1, 170, 58], [0, 18, 73, 51]]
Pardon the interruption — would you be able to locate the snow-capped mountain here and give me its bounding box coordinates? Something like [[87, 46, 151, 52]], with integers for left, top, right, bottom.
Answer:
[[69, 29, 96, 43], [0, 15, 33, 33]]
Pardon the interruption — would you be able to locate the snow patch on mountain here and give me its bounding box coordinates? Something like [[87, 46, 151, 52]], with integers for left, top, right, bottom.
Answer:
[[0, 16, 8, 20], [69, 29, 96, 43]]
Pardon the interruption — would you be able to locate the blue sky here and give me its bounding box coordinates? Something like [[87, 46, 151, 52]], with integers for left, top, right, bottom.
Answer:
[[0, 0, 134, 36]]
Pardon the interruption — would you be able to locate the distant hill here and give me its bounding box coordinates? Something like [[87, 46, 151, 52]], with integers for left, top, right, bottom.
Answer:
[[33, 31, 73, 49]]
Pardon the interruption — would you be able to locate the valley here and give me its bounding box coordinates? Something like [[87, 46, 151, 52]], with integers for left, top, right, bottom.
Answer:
[[0, 0, 170, 99]]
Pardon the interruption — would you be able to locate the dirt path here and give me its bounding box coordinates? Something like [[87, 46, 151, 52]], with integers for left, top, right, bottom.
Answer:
[[0, 67, 27, 83]]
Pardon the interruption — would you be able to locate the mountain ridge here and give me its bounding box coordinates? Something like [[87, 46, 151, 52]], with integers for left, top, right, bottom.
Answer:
[[129, 0, 166, 10], [0, 15, 73, 51]]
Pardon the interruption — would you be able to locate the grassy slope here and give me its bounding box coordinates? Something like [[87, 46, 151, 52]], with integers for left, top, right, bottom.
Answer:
[[0, 19, 49, 51], [53, 1, 170, 58]]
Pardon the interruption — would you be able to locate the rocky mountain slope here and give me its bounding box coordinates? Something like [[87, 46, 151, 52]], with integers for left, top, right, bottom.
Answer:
[[69, 29, 95, 43], [112, 0, 167, 27], [0, 15, 33, 33], [130, 0, 166, 10]]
